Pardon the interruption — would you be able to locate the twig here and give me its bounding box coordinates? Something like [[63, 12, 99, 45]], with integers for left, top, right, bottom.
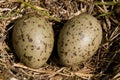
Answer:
[[13, 63, 72, 77], [13, 63, 56, 74], [0, 8, 11, 12], [74, 72, 93, 80], [0, 0, 5, 3], [109, 26, 120, 41], [112, 73, 120, 80], [48, 67, 65, 77]]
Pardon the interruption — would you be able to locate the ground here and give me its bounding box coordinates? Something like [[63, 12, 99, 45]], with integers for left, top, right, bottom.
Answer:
[[0, 0, 120, 80]]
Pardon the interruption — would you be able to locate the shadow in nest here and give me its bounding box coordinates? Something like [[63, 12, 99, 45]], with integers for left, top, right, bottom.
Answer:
[[5, 20, 20, 64]]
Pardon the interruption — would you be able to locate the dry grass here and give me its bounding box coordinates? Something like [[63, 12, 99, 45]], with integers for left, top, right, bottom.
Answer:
[[0, 0, 120, 80]]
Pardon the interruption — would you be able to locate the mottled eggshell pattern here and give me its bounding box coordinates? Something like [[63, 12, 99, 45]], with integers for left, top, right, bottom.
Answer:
[[12, 15, 54, 68], [58, 14, 102, 66]]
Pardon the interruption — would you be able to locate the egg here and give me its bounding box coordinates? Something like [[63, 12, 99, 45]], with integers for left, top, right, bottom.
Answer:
[[12, 14, 54, 68], [57, 13, 102, 66]]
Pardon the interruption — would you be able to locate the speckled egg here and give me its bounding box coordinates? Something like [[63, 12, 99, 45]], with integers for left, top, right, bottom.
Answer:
[[12, 14, 54, 68], [58, 13, 102, 66]]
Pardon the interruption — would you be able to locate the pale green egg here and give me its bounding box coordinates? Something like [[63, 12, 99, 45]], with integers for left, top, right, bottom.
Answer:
[[12, 14, 54, 68], [58, 14, 102, 66]]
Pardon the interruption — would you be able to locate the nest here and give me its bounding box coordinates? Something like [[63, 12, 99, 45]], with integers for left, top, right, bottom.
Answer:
[[0, 0, 120, 80]]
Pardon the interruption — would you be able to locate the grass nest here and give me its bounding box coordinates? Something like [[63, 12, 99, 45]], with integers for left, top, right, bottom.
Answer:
[[0, 0, 120, 80]]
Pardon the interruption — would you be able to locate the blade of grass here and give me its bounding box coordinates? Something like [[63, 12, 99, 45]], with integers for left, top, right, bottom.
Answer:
[[96, 12, 113, 18], [17, 0, 61, 22], [0, 8, 22, 20], [93, 1, 120, 6]]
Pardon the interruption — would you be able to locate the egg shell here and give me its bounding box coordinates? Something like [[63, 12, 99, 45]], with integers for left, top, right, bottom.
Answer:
[[57, 13, 102, 66], [12, 15, 54, 68]]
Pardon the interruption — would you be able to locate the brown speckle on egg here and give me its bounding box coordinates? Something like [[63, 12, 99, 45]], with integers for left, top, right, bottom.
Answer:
[[38, 59, 40, 61], [37, 47, 40, 50], [64, 52, 68, 56], [71, 56, 73, 58], [65, 43, 68, 46], [15, 41, 18, 45], [23, 54, 33, 61], [32, 21, 35, 23], [26, 34, 33, 42], [20, 29, 25, 42], [71, 24, 75, 28], [89, 21, 92, 25], [23, 21, 27, 25], [24, 48, 27, 51], [42, 57, 47, 61], [73, 52, 77, 56]]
